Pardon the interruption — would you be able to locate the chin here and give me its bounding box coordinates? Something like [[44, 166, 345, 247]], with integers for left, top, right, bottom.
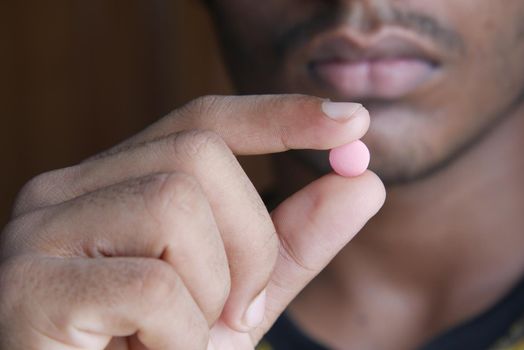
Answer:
[[362, 106, 454, 185], [367, 148, 436, 185]]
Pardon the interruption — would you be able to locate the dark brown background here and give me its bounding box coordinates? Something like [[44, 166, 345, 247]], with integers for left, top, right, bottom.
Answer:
[[1, 1, 274, 225]]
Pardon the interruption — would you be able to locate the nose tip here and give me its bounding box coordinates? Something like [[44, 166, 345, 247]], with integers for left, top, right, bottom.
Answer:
[[337, 0, 394, 33]]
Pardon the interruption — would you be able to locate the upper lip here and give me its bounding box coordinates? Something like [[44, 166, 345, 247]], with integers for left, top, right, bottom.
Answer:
[[308, 27, 441, 65]]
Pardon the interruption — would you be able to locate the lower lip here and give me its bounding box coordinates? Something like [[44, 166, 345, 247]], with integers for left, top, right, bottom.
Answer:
[[311, 58, 437, 100]]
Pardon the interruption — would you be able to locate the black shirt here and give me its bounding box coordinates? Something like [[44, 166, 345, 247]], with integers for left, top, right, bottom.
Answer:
[[260, 192, 524, 350]]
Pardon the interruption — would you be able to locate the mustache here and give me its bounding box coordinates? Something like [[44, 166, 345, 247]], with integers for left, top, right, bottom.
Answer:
[[274, 6, 465, 58]]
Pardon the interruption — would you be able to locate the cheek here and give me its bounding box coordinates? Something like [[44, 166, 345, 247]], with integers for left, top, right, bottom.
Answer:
[[421, 1, 524, 146], [362, 1, 524, 180], [447, 3, 524, 131]]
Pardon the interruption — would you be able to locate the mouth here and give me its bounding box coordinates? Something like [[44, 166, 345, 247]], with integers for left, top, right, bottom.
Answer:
[[307, 29, 442, 100]]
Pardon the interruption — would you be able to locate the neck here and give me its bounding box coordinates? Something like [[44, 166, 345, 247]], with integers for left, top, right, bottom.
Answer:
[[275, 104, 524, 349], [352, 104, 524, 299]]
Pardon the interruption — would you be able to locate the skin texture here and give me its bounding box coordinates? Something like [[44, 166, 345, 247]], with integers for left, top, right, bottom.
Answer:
[[208, 0, 524, 182], [205, 0, 524, 348], [1, 1, 524, 349], [0, 96, 385, 349]]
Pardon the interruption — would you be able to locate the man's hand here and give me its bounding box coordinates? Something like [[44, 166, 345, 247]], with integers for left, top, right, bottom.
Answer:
[[0, 95, 385, 349]]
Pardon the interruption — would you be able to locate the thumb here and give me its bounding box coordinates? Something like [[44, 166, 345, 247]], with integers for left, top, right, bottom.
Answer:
[[250, 170, 385, 343]]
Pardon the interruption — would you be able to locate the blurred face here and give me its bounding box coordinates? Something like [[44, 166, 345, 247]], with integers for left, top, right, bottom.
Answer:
[[208, 0, 524, 183]]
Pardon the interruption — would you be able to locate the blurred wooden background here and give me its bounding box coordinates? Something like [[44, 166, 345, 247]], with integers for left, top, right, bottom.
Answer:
[[0, 1, 273, 226]]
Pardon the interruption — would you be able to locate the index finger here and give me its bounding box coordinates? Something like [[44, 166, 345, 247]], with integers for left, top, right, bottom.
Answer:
[[109, 94, 369, 157]]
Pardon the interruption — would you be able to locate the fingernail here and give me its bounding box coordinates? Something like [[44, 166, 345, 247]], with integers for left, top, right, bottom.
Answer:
[[243, 289, 266, 329], [322, 101, 362, 122]]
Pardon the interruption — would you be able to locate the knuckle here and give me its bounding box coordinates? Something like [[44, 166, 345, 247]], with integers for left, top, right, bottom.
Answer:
[[143, 173, 204, 222], [184, 95, 223, 115], [164, 173, 205, 215], [13, 173, 53, 216], [176, 95, 225, 127], [172, 129, 228, 160], [138, 260, 181, 306], [13, 169, 70, 217]]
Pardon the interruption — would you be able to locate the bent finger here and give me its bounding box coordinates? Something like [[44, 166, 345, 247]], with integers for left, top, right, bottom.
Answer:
[[7, 173, 230, 325], [17, 132, 280, 332], [1, 256, 210, 350]]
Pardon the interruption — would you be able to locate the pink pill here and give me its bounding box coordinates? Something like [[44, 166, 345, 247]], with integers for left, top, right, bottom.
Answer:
[[329, 140, 370, 177]]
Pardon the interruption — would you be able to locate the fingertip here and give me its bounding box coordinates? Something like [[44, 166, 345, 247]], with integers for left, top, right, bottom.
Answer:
[[242, 289, 266, 329], [219, 292, 266, 334], [321, 101, 363, 122], [219, 286, 268, 333], [357, 170, 387, 216]]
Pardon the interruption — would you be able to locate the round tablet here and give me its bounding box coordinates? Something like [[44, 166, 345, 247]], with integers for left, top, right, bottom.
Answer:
[[329, 140, 370, 177]]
